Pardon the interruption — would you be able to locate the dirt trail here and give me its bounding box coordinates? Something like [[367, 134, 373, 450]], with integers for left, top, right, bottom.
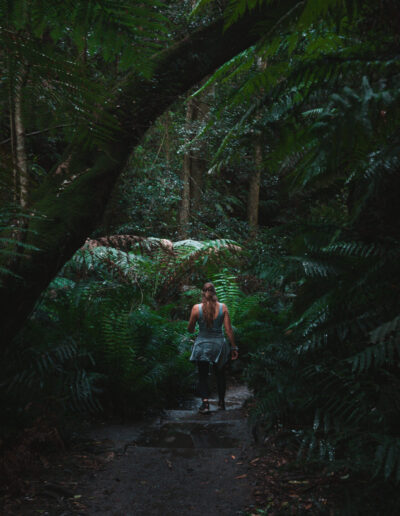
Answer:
[[80, 385, 254, 516], [4, 385, 256, 515]]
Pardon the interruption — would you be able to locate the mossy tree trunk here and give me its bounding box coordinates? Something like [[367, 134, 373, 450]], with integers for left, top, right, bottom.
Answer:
[[0, 1, 298, 345]]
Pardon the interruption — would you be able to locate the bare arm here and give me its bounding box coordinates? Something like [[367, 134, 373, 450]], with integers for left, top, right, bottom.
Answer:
[[187, 305, 199, 333], [222, 304, 238, 360]]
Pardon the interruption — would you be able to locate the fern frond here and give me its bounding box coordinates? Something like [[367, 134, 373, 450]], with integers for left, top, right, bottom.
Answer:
[[370, 315, 400, 345]]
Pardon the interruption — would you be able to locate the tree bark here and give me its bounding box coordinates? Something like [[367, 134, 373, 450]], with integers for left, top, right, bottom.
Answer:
[[179, 86, 209, 234], [164, 112, 171, 165], [179, 98, 194, 238], [248, 140, 262, 233], [14, 70, 29, 208], [8, 63, 29, 206], [180, 91, 210, 236], [8, 91, 18, 203], [190, 94, 210, 212], [0, 0, 300, 345], [190, 154, 204, 211]]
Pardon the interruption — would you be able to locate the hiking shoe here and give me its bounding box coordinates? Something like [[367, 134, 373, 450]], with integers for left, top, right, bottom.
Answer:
[[198, 401, 210, 414]]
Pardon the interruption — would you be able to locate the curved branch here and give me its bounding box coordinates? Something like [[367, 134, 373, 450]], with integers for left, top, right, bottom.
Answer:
[[0, 0, 300, 345]]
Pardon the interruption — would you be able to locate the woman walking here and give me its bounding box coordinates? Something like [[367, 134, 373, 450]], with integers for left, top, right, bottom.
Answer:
[[188, 282, 238, 414]]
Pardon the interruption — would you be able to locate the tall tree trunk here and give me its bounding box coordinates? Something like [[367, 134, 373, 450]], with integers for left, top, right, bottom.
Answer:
[[190, 154, 204, 211], [247, 55, 267, 234], [0, 0, 299, 346], [187, 0, 207, 215], [8, 90, 18, 203], [248, 140, 262, 233], [190, 93, 211, 212], [180, 92, 210, 233], [14, 70, 29, 208], [164, 112, 171, 165], [179, 98, 194, 237]]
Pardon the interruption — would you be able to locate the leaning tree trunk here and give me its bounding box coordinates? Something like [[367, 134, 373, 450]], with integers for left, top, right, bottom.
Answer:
[[0, 0, 299, 346]]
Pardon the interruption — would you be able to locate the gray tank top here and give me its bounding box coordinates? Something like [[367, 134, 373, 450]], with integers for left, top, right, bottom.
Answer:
[[198, 302, 224, 339]]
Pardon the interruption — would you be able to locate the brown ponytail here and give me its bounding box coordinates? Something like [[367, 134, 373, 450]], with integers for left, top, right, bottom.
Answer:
[[201, 282, 218, 328]]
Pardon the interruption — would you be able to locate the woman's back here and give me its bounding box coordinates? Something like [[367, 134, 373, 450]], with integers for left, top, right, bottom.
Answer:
[[198, 302, 224, 338]]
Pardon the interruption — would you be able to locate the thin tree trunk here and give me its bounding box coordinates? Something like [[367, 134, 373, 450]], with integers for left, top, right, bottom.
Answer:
[[180, 153, 191, 236], [179, 98, 194, 237], [164, 112, 171, 165], [7, 53, 19, 204], [181, 90, 210, 231], [8, 92, 18, 203], [247, 55, 267, 233], [81, 35, 87, 65], [190, 155, 204, 211], [7, 63, 29, 262], [248, 140, 262, 232], [14, 70, 29, 208], [190, 94, 210, 211]]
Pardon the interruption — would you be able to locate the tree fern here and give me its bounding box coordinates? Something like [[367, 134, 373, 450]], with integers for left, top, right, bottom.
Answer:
[[212, 270, 243, 322]]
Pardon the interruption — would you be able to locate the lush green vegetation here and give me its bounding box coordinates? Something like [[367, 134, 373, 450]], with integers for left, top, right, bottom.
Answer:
[[3, 238, 248, 428], [1, 0, 400, 513]]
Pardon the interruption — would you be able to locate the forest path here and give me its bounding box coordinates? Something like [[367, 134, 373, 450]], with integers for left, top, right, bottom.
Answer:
[[79, 384, 254, 516], [4, 383, 340, 515], [4, 384, 261, 516], [3, 380, 344, 516]]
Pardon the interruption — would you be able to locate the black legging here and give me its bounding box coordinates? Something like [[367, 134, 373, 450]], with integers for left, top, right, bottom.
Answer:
[[197, 361, 226, 401]]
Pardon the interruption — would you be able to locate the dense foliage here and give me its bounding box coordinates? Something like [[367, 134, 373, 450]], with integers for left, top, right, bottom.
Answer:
[[1, 238, 255, 431], [1, 0, 400, 513], [219, 0, 400, 512]]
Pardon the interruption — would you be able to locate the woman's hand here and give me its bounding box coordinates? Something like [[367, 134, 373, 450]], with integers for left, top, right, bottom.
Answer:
[[231, 349, 239, 360]]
